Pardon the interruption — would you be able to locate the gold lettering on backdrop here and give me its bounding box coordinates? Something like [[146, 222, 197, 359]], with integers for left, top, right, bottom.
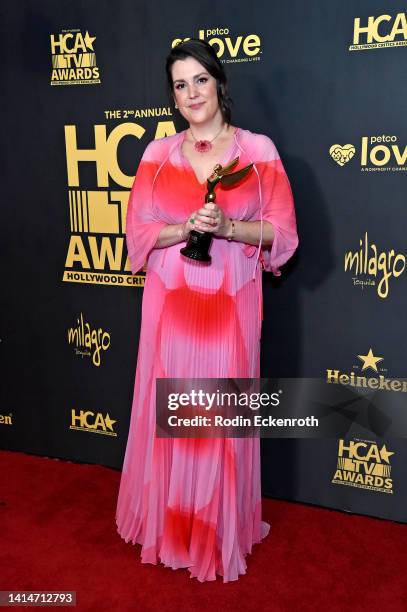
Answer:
[[0, 414, 13, 425], [326, 369, 407, 393], [326, 349, 407, 395], [65, 236, 91, 268], [65, 122, 176, 187], [65, 237, 128, 271], [350, 12, 407, 50], [50, 30, 100, 85], [332, 439, 394, 494], [154, 122, 176, 140], [344, 232, 406, 298], [103, 108, 173, 120], [65, 123, 145, 188], [63, 121, 176, 285], [134, 108, 172, 118], [171, 27, 261, 62], [88, 236, 123, 270], [67, 313, 111, 367], [70, 409, 117, 435], [329, 135, 407, 170], [361, 136, 407, 167], [63, 271, 143, 286]]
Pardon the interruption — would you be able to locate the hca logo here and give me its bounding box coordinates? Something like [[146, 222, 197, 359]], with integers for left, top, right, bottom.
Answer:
[[332, 439, 394, 493], [350, 12, 407, 50], [50, 29, 100, 85], [63, 121, 175, 286], [70, 409, 117, 436]]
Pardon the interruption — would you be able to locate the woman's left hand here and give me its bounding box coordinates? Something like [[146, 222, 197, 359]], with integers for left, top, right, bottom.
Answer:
[[194, 202, 231, 238]]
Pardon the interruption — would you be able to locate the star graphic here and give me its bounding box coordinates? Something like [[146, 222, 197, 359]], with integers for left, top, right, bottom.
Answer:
[[104, 413, 116, 431], [357, 348, 384, 373], [380, 444, 394, 463], [84, 31, 96, 51]]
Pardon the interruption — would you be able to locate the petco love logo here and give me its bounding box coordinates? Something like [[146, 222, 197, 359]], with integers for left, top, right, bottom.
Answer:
[[172, 27, 262, 63], [329, 135, 407, 172]]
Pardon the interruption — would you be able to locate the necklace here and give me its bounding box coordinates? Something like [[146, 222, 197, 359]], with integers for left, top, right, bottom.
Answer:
[[189, 125, 225, 153]]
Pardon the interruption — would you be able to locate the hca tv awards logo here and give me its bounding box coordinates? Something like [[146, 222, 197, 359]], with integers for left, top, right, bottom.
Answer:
[[50, 29, 101, 86], [344, 232, 406, 299], [70, 409, 117, 436], [67, 313, 111, 366], [332, 439, 394, 494], [172, 27, 262, 63], [329, 135, 407, 172], [63, 119, 174, 287], [349, 12, 407, 51]]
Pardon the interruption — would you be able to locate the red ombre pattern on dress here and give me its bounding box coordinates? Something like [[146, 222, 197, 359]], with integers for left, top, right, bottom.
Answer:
[[116, 128, 298, 582]]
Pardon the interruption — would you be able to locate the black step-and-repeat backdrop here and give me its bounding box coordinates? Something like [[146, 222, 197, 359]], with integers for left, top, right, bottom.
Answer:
[[1, 1, 406, 522]]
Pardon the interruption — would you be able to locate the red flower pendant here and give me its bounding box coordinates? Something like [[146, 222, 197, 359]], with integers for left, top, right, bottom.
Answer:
[[194, 140, 212, 153]]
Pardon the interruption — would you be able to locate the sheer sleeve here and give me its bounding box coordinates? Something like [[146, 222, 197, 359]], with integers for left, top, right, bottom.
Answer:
[[258, 137, 298, 276], [125, 141, 167, 274]]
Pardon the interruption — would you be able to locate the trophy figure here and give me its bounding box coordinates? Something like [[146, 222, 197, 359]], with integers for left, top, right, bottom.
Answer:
[[180, 157, 253, 262]]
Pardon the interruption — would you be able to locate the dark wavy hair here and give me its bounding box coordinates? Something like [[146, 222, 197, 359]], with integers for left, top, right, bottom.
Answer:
[[165, 38, 233, 125]]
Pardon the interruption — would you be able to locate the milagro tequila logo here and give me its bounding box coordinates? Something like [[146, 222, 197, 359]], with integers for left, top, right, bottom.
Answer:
[[172, 27, 262, 63], [50, 29, 101, 86], [330, 135, 407, 172], [344, 232, 406, 298], [332, 439, 394, 493], [63, 119, 175, 287], [349, 12, 407, 51], [67, 313, 111, 366]]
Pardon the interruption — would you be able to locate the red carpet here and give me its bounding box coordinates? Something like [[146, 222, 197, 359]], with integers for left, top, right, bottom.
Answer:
[[1, 449, 406, 611]]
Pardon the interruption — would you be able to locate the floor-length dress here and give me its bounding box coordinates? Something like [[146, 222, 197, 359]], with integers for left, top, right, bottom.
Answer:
[[116, 127, 298, 582]]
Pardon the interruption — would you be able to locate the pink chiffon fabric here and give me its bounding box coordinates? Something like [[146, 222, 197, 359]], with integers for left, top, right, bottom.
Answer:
[[116, 127, 298, 582]]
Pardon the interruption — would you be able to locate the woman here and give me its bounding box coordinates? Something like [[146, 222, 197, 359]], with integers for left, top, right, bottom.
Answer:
[[116, 39, 298, 583]]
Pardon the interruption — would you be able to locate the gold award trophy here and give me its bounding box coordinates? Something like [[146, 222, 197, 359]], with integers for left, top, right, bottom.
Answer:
[[180, 157, 253, 262]]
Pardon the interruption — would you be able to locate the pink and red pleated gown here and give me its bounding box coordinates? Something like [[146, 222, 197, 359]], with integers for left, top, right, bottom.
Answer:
[[115, 127, 298, 582]]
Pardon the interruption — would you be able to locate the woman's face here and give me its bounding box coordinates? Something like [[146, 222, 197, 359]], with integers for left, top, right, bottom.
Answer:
[[171, 56, 222, 127]]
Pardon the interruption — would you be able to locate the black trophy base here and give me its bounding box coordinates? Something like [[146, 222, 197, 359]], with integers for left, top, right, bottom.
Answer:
[[180, 230, 212, 262]]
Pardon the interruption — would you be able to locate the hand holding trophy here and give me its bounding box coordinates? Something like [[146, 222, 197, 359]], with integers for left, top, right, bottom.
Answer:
[[180, 157, 253, 263]]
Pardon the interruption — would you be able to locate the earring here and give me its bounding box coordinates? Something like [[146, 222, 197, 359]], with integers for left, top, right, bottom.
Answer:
[[175, 103, 178, 109]]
